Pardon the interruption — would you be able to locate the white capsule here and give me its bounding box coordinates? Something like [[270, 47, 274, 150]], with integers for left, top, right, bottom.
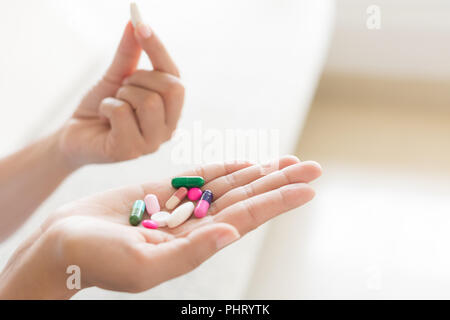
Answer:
[[167, 202, 194, 229], [130, 2, 143, 27], [150, 211, 171, 227]]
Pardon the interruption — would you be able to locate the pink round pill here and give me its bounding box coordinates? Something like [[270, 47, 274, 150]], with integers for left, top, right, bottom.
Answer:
[[142, 220, 159, 229], [187, 188, 203, 201], [144, 194, 160, 215]]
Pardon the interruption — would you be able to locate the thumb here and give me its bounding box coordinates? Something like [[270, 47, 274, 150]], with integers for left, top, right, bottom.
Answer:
[[104, 21, 142, 84], [153, 223, 240, 281]]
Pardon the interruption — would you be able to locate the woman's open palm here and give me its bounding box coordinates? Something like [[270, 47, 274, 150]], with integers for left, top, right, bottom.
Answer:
[[42, 156, 321, 293]]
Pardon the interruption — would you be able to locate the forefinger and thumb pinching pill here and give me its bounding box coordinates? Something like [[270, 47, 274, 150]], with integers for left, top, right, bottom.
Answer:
[[171, 176, 205, 188], [144, 194, 160, 215], [194, 190, 213, 218], [187, 187, 203, 201], [130, 200, 146, 226], [166, 187, 188, 210], [167, 202, 195, 228]]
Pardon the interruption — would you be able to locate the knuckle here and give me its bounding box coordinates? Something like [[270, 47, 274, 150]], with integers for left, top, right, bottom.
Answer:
[[116, 86, 130, 99], [151, 143, 160, 153], [144, 141, 161, 154], [99, 97, 110, 106], [243, 199, 259, 231], [163, 128, 175, 142], [242, 183, 255, 199], [166, 79, 185, 98], [100, 97, 121, 107], [165, 122, 179, 138], [225, 173, 238, 189], [101, 97, 130, 117], [194, 166, 207, 179], [138, 139, 153, 155], [111, 145, 142, 162], [129, 146, 144, 159], [123, 152, 140, 161], [143, 145, 156, 155], [164, 131, 173, 142], [144, 92, 162, 107], [111, 104, 130, 117]]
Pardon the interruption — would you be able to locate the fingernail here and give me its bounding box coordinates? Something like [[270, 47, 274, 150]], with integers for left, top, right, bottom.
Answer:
[[216, 231, 240, 250], [137, 22, 152, 39]]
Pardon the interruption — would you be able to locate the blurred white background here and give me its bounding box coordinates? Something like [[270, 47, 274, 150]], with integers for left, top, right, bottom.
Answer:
[[326, 0, 450, 79], [0, 0, 334, 299], [246, 0, 450, 299]]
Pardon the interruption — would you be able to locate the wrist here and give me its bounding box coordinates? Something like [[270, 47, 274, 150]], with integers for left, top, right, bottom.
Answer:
[[48, 128, 83, 174], [0, 226, 80, 300]]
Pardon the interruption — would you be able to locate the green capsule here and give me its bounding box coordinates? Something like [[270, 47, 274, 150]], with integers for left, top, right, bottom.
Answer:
[[171, 176, 205, 188], [129, 200, 146, 226]]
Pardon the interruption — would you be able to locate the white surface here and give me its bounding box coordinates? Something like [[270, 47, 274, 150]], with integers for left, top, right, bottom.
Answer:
[[0, 0, 334, 299], [325, 0, 450, 79], [246, 86, 450, 299], [247, 166, 450, 299]]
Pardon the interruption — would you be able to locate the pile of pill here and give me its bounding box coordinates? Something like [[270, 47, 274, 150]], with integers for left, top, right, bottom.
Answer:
[[129, 176, 214, 229]]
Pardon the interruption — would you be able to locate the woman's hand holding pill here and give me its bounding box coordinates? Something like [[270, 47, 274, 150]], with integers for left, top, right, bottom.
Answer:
[[0, 156, 322, 298], [59, 16, 183, 168], [0, 6, 183, 242]]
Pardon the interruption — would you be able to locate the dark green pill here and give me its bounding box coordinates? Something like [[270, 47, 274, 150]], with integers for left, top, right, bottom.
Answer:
[[171, 176, 205, 188], [129, 200, 146, 226]]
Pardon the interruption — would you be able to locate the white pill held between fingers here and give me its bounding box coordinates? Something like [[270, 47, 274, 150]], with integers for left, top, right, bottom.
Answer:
[[167, 202, 195, 229], [130, 2, 143, 27], [151, 211, 171, 227]]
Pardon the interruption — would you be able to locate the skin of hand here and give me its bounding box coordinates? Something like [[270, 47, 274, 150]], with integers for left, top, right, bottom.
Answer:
[[0, 132, 74, 242], [0, 21, 182, 241], [59, 21, 184, 167], [0, 156, 322, 299]]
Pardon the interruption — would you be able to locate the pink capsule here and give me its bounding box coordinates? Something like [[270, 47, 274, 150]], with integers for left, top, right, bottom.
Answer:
[[194, 200, 210, 218], [194, 190, 213, 218], [142, 219, 159, 229], [144, 194, 160, 215], [187, 188, 203, 201]]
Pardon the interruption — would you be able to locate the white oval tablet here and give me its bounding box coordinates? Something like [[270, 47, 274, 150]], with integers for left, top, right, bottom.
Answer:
[[167, 202, 194, 229], [150, 211, 171, 228], [130, 2, 143, 28]]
